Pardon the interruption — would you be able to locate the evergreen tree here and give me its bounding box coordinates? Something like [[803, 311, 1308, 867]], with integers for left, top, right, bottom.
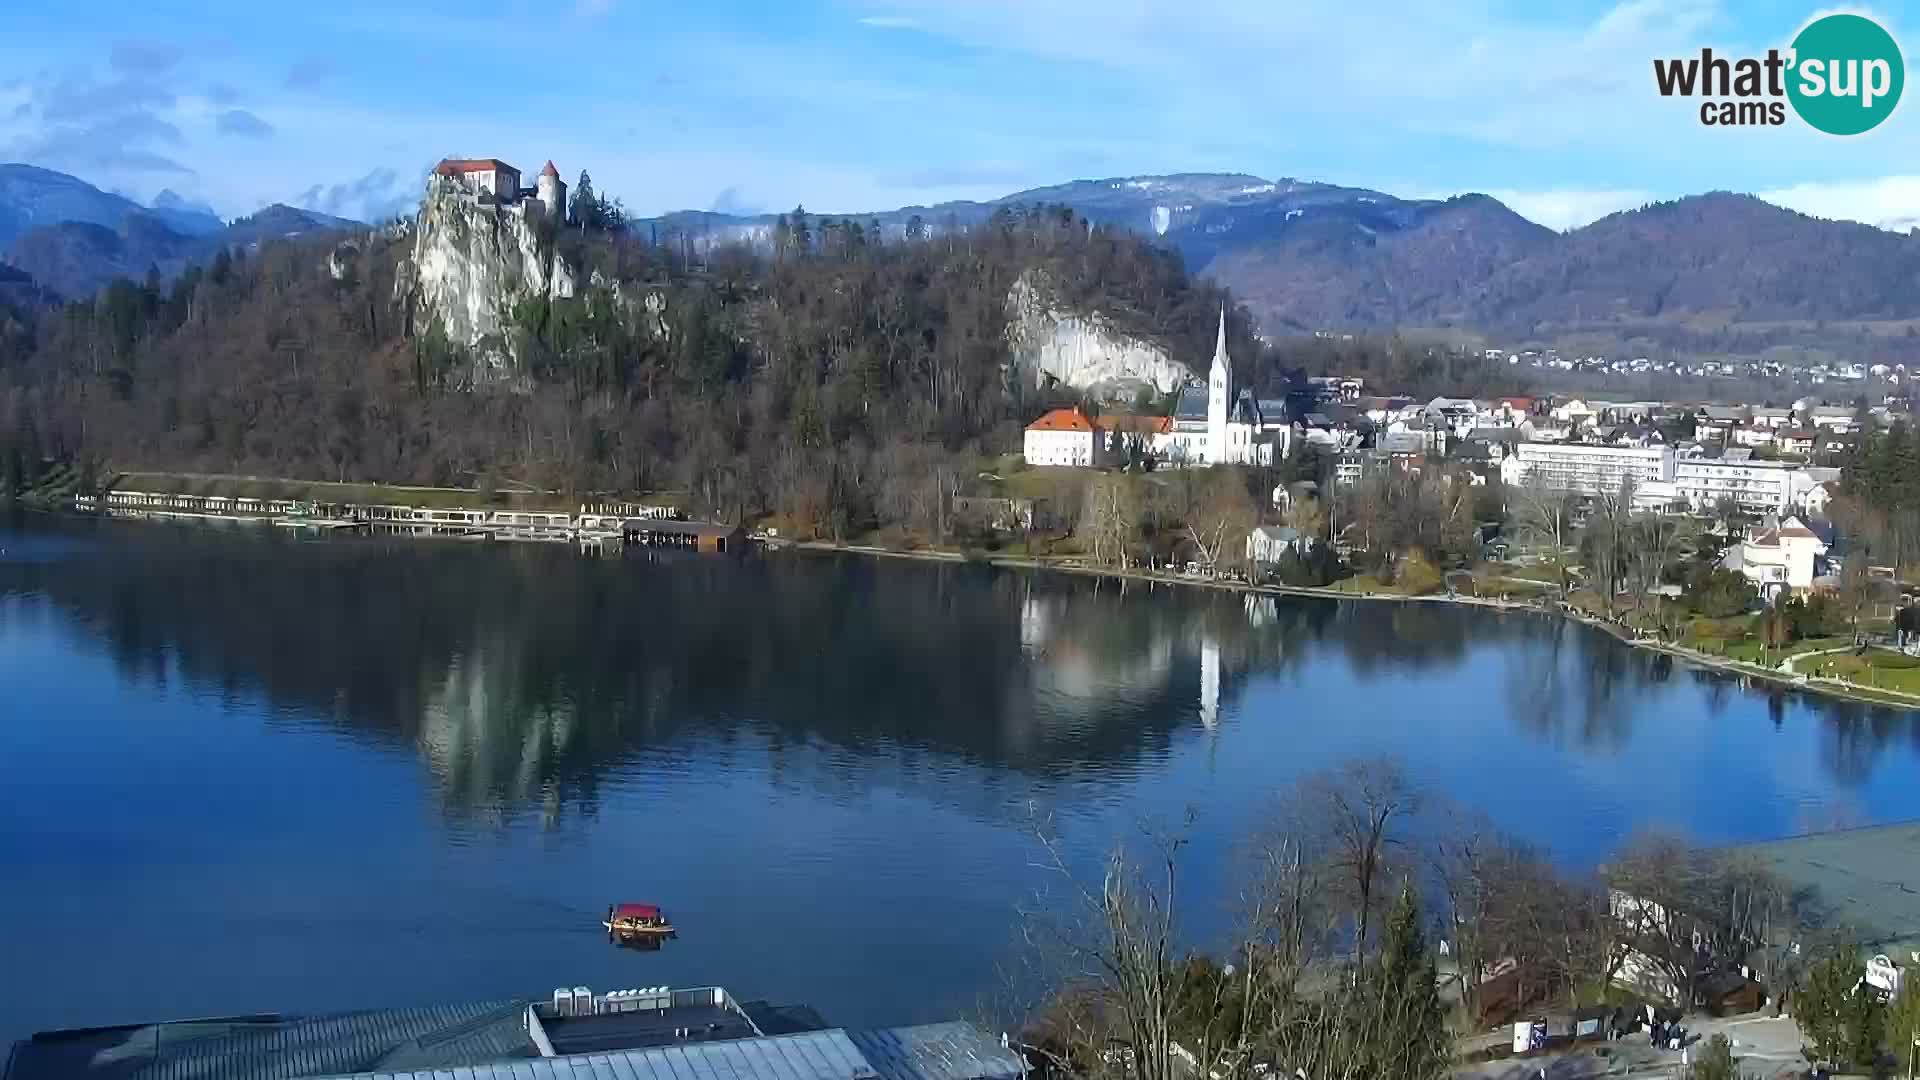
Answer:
[[789, 205, 810, 254], [1890, 979, 1920, 1073], [1798, 949, 1882, 1068], [1689, 1033, 1736, 1080], [571, 171, 598, 231], [1356, 886, 1450, 1080]]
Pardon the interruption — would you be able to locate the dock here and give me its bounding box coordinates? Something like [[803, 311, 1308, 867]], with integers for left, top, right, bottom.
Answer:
[[69, 490, 744, 555]]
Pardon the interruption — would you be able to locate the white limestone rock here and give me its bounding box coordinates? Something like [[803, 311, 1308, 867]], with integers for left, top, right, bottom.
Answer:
[[398, 175, 577, 384], [1005, 270, 1194, 399]]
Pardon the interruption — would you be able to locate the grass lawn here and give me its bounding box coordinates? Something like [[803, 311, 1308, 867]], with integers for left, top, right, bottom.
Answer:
[[1805, 649, 1920, 693]]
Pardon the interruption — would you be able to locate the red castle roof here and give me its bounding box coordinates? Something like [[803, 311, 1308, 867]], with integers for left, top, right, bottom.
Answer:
[[541, 160, 560, 178], [433, 158, 517, 177]]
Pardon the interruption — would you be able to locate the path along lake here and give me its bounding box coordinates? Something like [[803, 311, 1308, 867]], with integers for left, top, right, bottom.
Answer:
[[4, 512, 1920, 1044]]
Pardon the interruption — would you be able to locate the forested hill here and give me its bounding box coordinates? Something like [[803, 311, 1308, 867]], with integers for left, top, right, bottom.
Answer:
[[0, 206, 1249, 532]]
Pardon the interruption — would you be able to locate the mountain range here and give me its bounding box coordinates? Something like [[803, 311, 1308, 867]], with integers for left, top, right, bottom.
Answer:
[[5, 162, 1918, 361], [0, 164, 360, 299], [640, 173, 1920, 358]]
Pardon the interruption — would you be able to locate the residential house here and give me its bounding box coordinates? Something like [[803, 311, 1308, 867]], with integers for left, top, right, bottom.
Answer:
[[1808, 405, 1860, 432], [1749, 406, 1794, 430], [1464, 427, 1524, 462], [1729, 516, 1828, 597], [1775, 428, 1817, 457], [1803, 481, 1835, 518], [1247, 525, 1315, 564], [1731, 425, 1779, 449], [1550, 399, 1598, 427], [1693, 405, 1746, 442]]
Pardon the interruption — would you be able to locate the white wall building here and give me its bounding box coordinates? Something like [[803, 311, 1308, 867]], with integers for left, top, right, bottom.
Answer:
[[1736, 517, 1827, 596], [1022, 408, 1096, 467], [1507, 442, 1676, 494], [1673, 457, 1797, 516]]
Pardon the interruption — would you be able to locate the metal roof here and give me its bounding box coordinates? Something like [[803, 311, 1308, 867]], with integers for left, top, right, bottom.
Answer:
[[3, 1001, 534, 1080], [846, 1024, 1025, 1080], [310, 1029, 879, 1080], [1725, 821, 1920, 959]]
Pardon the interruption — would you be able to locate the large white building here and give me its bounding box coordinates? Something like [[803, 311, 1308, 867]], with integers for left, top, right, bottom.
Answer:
[[1022, 407, 1097, 467], [1154, 310, 1285, 467], [1502, 442, 1675, 494], [1673, 455, 1797, 516]]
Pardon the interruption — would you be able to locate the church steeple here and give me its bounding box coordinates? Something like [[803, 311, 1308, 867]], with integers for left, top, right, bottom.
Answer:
[[1212, 305, 1228, 374], [1206, 304, 1230, 461]]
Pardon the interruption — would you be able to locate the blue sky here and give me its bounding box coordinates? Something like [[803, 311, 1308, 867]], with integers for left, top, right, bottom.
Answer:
[[3, 0, 1918, 229]]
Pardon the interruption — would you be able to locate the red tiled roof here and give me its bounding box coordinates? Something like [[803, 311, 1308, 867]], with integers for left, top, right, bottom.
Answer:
[[1093, 413, 1172, 434], [1027, 408, 1094, 433], [434, 158, 517, 176]]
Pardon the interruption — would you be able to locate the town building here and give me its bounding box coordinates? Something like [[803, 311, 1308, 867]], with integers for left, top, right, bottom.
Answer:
[[1022, 407, 1096, 467], [1503, 442, 1676, 494], [1672, 452, 1797, 516]]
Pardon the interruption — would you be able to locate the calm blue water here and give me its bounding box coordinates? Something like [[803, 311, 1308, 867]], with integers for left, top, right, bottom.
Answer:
[[3, 512, 1918, 1045]]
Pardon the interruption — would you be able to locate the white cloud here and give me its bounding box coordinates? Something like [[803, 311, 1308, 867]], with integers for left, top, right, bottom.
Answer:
[[1757, 175, 1920, 231], [1478, 188, 1657, 230]]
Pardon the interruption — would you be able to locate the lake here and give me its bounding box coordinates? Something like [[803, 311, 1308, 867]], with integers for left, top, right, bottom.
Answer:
[[3, 512, 1918, 1045]]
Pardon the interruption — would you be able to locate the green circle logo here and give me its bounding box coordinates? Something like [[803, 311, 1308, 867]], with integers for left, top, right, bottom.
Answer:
[[1787, 13, 1904, 135]]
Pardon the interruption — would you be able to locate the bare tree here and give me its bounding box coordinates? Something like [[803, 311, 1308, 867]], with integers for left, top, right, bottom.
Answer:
[[1509, 472, 1573, 559], [1837, 559, 1888, 645], [1081, 474, 1142, 569], [1295, 758, 1420, 960], [1184, 469, 1257, 575]]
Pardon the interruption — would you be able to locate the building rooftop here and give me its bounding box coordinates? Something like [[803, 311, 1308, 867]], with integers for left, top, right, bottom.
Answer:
[[434, 158, 518, 176], [1725, 821, 1920, 962], [1024, 408, 1093, 433]]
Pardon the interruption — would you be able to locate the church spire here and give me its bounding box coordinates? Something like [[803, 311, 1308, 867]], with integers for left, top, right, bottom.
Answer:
[[1213, 305, 1228, 372]]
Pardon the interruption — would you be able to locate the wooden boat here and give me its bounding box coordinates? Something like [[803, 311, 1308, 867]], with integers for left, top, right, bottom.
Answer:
[[603, 902, 675, 936]]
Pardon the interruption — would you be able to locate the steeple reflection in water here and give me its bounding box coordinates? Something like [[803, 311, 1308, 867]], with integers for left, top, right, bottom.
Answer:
[[4, 513, 1919, 1046]]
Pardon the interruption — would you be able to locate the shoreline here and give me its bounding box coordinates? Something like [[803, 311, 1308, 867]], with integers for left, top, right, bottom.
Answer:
[[772, 538, 1920, 713]]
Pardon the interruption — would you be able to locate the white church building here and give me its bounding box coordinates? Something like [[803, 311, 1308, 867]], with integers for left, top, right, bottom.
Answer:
[[1153, 310, 1288, 467]]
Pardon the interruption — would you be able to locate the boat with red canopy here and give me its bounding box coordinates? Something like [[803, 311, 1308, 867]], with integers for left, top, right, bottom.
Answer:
[[602, 902, 675, 936]]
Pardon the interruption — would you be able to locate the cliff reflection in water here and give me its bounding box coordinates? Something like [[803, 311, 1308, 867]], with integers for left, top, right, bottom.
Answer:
[[3, 514, 1916, 821]]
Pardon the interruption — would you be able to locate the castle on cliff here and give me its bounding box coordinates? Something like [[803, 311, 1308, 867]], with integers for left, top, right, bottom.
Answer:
[[432, 157, 567, 222]]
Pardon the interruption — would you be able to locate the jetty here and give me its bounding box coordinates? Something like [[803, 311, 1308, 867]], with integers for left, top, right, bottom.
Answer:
[[69, 489, 742, 554]]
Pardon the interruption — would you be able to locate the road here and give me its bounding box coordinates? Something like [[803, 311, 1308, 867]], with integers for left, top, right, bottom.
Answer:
[[1452, 1014, 1806, 1080]]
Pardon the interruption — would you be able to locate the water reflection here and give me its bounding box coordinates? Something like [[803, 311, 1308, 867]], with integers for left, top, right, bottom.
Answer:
[[2, 514, 1917, 826]]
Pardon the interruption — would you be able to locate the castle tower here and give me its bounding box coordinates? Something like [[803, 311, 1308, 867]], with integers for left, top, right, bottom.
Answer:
[[537, 160, 567, 223], [1207, 306, 1230, 464]]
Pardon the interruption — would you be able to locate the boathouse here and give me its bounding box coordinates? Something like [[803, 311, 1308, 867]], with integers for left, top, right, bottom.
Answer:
[[621, 519, 745, 553]]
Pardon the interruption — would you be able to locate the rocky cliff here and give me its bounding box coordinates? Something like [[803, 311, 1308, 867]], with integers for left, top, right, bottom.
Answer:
[[1005, 271, 1193, 399], [395, 176, 575, 383]]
